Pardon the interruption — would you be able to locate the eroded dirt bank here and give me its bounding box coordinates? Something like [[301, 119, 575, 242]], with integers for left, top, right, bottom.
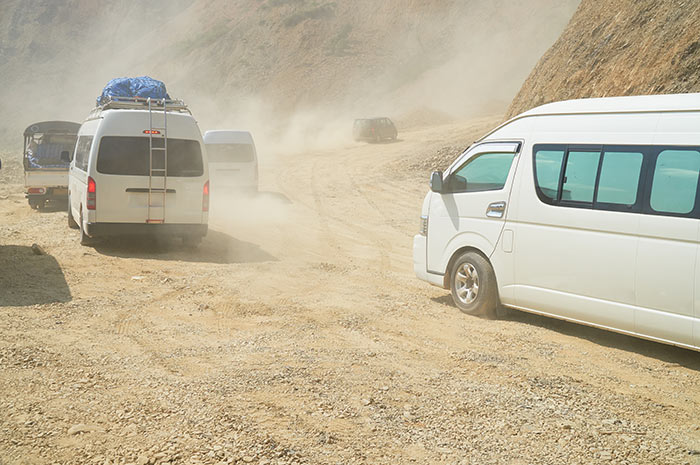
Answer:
[[1, 120, 699, 465]]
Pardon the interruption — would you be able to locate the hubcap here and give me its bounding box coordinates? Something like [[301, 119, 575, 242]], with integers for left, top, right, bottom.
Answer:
[[455, 262, 479, 305]]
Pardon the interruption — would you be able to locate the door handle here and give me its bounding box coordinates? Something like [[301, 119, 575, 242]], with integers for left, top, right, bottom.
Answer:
[[486, 201, 506, 218]]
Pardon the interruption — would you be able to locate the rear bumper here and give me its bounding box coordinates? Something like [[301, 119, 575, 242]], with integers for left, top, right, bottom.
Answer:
[[86, 222, 208, 238], [26, 187, 68, 201]]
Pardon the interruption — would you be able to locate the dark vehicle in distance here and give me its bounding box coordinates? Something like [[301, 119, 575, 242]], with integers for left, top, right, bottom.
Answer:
[[353, 117, 397, 143]]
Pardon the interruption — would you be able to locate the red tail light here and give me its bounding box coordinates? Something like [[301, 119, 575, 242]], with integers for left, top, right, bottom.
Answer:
[[203, 181, 209, 212], [28, 187, 46, 195], [87, 176, 96, 210]]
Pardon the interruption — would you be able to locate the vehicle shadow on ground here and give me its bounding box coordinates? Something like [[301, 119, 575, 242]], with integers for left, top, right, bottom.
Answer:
[[364, 139, 403, 145], [93, 229, 277, 264], [0, 245, 72, 306], [431, 295, 700, 370], [34, 201, 68, 213]]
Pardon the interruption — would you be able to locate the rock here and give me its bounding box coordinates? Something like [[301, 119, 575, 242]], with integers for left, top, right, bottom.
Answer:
[[136, 454, 149, 465], [31, 243, 46, 255], [67, 423, 105, 435], [242, 456, 255, 463]]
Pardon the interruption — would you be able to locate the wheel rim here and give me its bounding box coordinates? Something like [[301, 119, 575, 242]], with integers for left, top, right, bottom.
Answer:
[[455, 262, 479, 305]]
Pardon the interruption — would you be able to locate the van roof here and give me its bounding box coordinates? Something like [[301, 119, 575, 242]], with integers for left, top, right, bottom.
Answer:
[[203, 130, 254, 144], [520, 93, 700, 118], [478, 93, 700, 143]]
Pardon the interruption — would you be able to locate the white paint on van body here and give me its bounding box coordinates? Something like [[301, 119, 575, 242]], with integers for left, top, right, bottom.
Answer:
[[203, 130, 258, 192], [69, 109, 208, 234], [415, 93, 700, 352]]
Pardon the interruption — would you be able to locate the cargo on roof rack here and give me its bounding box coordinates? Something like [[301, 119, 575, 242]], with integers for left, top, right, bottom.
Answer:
[[88, 96, 191, 119]]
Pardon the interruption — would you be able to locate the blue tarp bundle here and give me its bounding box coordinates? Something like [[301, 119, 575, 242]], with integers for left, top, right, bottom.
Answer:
[[97, 76, 170, 105]]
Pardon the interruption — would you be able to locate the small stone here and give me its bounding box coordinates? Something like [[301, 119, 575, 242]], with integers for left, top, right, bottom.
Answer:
[[136, 454, 149, 465], [67, 424, 104, 435], [31, 243, 46, 255], [362, 398, 372, 406], [242, 457, 254, 463]]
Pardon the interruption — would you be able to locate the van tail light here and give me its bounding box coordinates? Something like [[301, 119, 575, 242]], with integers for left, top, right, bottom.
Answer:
[[203, 180, 209, 212], [87, 176, 96, 210], [28, 187, 46, 195]]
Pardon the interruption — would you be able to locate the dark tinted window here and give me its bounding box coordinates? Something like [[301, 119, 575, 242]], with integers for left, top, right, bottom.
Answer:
[[74, 136, 93, 172], [650, 149, 700, 214], [206, 144, 255, 163], [562, 150, 601, 202], [96, 136, 203, 177], [596, 151, 643, 205], [534, 149, 565, 201]]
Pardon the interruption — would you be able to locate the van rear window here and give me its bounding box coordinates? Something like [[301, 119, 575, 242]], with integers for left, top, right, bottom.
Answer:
[[96, 136, 203, 177], [206, 144, 255, 163]]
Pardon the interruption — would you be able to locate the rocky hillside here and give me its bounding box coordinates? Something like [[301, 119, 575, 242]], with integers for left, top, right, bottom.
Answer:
[[508, 0, 700, 117], [0, 0, 579, 148]]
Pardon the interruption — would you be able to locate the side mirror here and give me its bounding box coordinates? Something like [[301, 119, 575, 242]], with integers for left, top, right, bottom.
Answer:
[[430, 171, 444, 193], [60, 151, 71, 163]]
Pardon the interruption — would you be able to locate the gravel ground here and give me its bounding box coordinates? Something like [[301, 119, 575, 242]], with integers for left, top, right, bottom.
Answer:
[[1, 120, 699, 465]]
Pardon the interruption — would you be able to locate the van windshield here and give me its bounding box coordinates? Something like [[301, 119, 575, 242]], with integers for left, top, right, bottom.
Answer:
[[96, 136, 203, 177], [206, 144, 255, 163]]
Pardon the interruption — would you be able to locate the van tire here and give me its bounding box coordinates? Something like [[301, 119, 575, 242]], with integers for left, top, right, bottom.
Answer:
[[67, 198, 79, 229], [449, 251, 499, 319]]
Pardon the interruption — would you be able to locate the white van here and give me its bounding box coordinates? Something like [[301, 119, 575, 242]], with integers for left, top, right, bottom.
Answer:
[[414, 93, 700, 352], [202, 130, 258, 193], [66, 97, 209, 246]]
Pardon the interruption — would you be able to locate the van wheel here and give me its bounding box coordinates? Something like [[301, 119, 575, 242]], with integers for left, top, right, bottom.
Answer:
[[79, 211, 93, 246], [450, 251, 499, 319], [67, 197, 79, 229]]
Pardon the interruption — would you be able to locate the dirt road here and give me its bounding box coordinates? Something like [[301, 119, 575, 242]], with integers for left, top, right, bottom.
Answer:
[[1, 119, 699, 465]]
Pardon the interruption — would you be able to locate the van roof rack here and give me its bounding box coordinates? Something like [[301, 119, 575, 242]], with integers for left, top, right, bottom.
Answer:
[[88, 96, 191, 118]]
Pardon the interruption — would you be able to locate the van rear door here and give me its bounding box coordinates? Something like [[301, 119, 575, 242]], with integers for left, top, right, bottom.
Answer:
[[94, 136, 205, 224], [206, 142, 257, 190]]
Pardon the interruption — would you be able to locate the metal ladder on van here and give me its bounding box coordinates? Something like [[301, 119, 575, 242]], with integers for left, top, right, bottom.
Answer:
[[147, 98, 168, 223]]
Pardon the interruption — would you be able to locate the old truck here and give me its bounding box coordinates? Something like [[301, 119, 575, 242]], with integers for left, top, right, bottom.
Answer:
[[23, 121, 80, 209]]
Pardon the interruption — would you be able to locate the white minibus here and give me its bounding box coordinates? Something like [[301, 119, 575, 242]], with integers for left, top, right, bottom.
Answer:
[[203, 130, 258, 193], [65, 97, 209, 246], [414, 93, 700, 352]]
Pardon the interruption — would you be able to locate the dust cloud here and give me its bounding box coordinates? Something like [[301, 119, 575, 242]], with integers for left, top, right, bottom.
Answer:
[[0, 0, 579, 154]]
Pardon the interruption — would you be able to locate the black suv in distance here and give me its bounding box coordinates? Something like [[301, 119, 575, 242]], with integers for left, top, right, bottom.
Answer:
[[353, 117, 398, 143]]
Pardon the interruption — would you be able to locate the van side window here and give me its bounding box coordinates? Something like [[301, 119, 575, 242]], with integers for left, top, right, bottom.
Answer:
[[74, 136, 93, 172], [562, 151, 601, 203], [534, 149, 565, 202], [650, 149, 700, 214], [596, 151, 643, 205], [450, 152, 515, 193]]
